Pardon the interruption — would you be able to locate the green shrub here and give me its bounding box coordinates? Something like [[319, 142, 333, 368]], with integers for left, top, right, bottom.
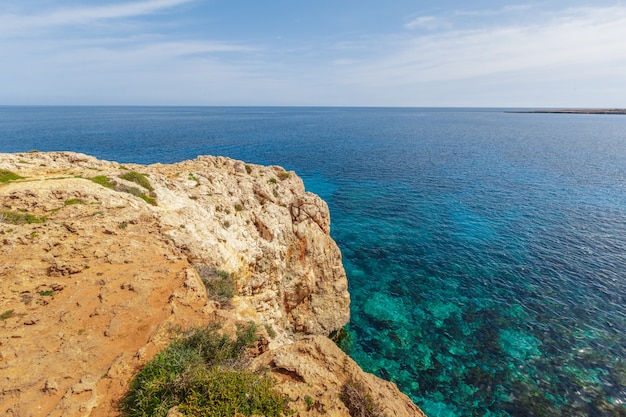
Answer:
[[277, 172, 290, 181], [0, 169, 23, 183], [234, 203, 243, 212], [0, 210, 45, 225], [245, 165, 252, 174], [88, 174, 156, 205], [195, 266, 236, 307], [120, 171, 154, 192], [122, 323, 289, 417], [88, 175, 116, 189], [116, 184, 157, 206], [340, 379, 387, 417], [268, 178, 277, 184]]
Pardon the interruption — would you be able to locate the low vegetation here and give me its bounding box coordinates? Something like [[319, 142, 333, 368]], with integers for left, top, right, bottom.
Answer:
[[118, 171, 157, 205], [87, 174, 157, 205], [340, 379, 387, 417], [88, 175, 116, 189], [0, 169, 23, 183], [116, 184, 157, 206], [330, 326, 353, 354], [0, 309, 14, 320], [122, 323, 290, 417], [120, 171, 154, 193], [195, 266, 236, 307], [64, 198, 86, 206], [0, 210, 45, 225]]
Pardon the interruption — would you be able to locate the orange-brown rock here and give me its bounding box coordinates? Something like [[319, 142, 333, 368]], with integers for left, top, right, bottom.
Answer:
[[0, 152, 425, 417]]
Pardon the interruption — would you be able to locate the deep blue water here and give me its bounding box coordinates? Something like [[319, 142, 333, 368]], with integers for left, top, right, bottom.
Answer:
[[2, 106, 626, 416]]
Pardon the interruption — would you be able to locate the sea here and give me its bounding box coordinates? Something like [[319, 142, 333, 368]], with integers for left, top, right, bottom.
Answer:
[[1, 106, 625, 417]]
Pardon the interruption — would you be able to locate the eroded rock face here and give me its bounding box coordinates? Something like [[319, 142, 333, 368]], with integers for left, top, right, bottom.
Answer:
[[0, 152, 422, 417], [252, 336, 426, 417]]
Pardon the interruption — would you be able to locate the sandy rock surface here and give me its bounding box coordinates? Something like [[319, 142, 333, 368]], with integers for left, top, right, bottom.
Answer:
[[0, 152, 424, 417]]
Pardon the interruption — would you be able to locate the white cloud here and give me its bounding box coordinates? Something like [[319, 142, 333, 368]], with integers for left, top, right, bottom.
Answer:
[[405, 16, 447, 31], [0, 0, 193, 35], [2, 2, 626, 106], [453, 4, 535, 17], [342, 6, 626, 86]]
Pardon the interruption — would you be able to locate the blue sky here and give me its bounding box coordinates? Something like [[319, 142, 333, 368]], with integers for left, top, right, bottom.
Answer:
[[1, 0, 626, 106]]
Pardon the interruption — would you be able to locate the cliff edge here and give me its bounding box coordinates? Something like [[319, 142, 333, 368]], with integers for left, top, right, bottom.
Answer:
[[0, 152, 425, 417]]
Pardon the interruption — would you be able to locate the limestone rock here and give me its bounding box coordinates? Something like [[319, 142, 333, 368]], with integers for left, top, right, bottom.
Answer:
[[0, 151, 422, 417], [253, 336, 427, 417]]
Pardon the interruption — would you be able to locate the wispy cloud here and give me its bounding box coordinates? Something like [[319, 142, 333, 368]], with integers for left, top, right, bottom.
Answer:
[[2, 2, 625, 106], [0, 0, 193, 35], [405, 16, 448, 31], [453, 4, 535, 17], [341, 6, 626, 85]]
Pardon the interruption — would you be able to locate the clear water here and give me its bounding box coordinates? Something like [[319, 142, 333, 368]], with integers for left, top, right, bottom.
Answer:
[[2, 106, 625, 416]]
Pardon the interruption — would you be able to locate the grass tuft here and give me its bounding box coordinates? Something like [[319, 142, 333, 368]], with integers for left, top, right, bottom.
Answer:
[[0, 210, 45, 224], [120, 171, 154, 192], [88, 175, 116, 189], [64, 198, 86, 206], [122, 323, 289, 417], [1, 309, 15, 320], [195, 266, 236, 307], [0, 169, 24, 183], [116, 184, 157, 206], [340, 379, 387, 417], [264, 324, 277, 339]]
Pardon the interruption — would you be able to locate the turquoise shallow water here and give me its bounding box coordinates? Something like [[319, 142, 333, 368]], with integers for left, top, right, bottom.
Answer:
[[1, 107, 625, 416]]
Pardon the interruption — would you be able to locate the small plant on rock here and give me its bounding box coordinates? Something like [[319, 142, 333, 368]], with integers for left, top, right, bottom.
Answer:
[[120, 171, 154, 193], [88, 175, 116, 189], [64, 198, 86, 206], [0, 210, 45, 225], [195, 266, 236, 307], [340, 379, 387, 417], [116, 184, 157, 206], [1, 309, 15, 320], [304, 395, 314, 410]]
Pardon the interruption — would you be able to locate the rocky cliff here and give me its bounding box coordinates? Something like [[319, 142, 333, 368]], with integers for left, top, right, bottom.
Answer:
[[0, 152, 425, 417]]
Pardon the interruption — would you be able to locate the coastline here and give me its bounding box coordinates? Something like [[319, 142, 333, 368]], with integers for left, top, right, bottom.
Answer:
[[0, 151, 425, 417], [508, 109, 626, 115]]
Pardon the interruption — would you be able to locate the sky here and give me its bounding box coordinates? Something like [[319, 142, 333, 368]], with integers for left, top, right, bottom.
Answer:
[[1, 0, 626, 107]]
